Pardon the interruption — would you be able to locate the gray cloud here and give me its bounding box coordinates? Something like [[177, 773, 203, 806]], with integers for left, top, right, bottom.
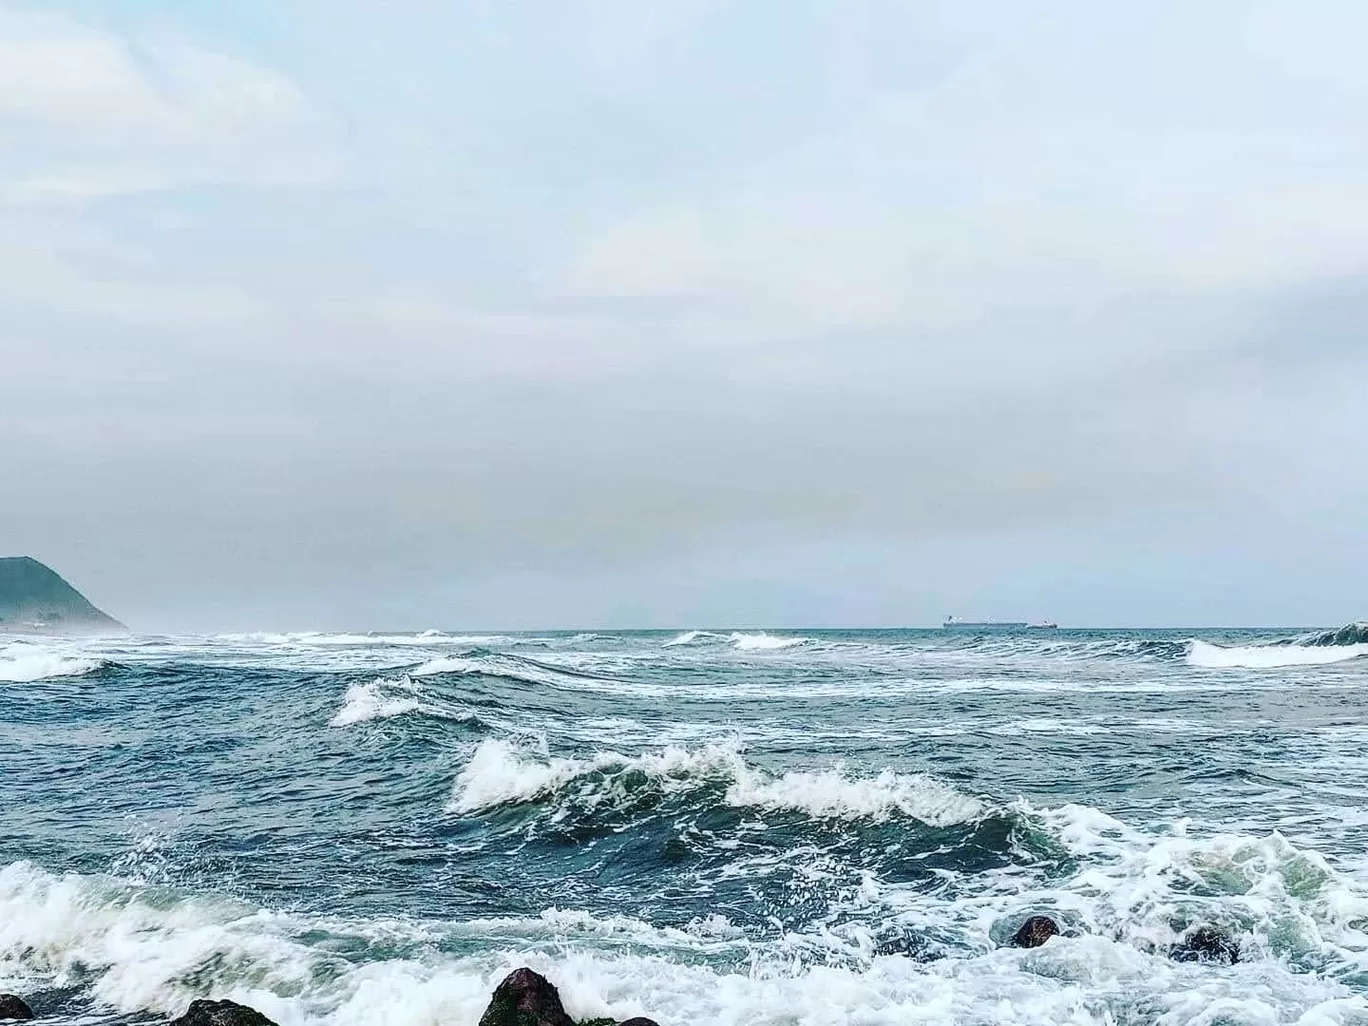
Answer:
[[3, 0, 1367, 629]]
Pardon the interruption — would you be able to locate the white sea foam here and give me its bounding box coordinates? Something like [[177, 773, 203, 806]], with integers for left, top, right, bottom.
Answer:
[[448, 739, 984, 825], [410, 655, 486, 677], [728, 632, 808, 651], [328, 675, 490, 728], [1007, 802, 1368, 970], [328, 678, 423, 727], [447, 739, 741, 813], [665, 628, 812, 651], [1188, 640, 1368, 669], [728, 764, 984, 825], [0, 644, 105, 682], [662, 630, 719, 647], [1, 858, 1364, 1026]]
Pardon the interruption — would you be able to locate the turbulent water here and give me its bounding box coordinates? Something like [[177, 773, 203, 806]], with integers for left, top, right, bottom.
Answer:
[[4, 626, 1368, 1025]]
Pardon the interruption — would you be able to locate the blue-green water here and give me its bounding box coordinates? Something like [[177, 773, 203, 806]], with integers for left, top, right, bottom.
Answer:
[[3, 627, 1368, 1025]]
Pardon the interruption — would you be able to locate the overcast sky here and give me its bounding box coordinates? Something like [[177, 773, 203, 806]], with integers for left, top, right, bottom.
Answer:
[[3, 0, 1366, 630]]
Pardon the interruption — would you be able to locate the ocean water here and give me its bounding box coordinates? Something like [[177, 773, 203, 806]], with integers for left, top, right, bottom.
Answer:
[[3, 626, 1368, 1026]]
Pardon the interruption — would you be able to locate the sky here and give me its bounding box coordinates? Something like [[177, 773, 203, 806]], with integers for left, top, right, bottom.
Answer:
[[2, 0, 1366, 631]]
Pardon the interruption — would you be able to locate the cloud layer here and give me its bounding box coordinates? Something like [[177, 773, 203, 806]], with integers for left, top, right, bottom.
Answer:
[[3, 1, 1366, 629]]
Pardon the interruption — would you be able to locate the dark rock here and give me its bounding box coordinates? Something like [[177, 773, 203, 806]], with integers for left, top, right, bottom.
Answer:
[[168, 999, 279, 1026], [617, 1019, 661, 1026], [0, 995, 35, 1021], [1171, 926, 1241, 965], [478, 968, 575, 1026], [1010, 915, 1059, 948]]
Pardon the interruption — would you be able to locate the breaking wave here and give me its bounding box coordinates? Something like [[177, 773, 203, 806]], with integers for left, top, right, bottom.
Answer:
[[1301, 623, 1368, 647], [0, 644, 106, 682], [1188, 640, 1368, 669], [328, 675, 488, 728], [447, 739, 984, 826], [663, 631, 810, 651], [661, 631, 811, 651], [3, 815, 1366, 1026], [727, 632, 809, 651], [662, 630, 720, 647], [328, 677, 423, 726]]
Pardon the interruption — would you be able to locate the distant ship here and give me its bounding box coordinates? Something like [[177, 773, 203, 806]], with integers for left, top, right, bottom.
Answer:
[[941, 617, 1059, 630], [942, 616, 1027, 630]]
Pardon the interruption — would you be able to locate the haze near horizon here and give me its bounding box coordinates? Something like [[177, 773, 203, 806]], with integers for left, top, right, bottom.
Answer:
[[3, 1, 1366, 631]]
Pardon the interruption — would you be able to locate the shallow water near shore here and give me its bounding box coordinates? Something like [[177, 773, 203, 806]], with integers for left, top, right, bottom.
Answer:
[[3, 627, 1368, 1025]]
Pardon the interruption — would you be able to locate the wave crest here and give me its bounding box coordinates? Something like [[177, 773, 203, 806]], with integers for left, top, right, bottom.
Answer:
[[328, 677, 423, 727], [1188, 640, 1368, 669], [0, 644, 106, 682], [448, 739, 984, 826], [728, 632, 808, 651], [662, 630, 720, 647], [1302, 622, 1368, 647], [662, 631, 809, 651]]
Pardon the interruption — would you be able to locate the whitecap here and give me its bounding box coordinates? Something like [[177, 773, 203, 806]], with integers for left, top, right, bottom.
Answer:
[[328, 678, 423, 727], [727, 763, 984, 825], [662, 630, 718, 647], [1188, 640, 1368, 669], [727, 632, 808, 651], [0, 644, 105, 682], [2, 857, 1366, 1026], [447, 739, 983, 826]]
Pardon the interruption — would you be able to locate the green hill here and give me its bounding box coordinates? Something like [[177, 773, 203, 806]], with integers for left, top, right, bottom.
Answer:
[[0, 557, 124, 633]]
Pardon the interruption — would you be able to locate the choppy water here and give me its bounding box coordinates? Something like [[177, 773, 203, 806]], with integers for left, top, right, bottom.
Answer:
[[3, 626, 1368, 1025]]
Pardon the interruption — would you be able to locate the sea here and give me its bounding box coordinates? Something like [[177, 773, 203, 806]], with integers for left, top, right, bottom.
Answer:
[[3, 626, 1368, 1026]]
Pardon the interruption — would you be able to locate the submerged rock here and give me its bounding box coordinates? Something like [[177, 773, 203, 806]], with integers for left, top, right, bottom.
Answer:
[[1171, 926, 1241, 964], [0, 995, 35, 1021], [1011, 915, 1060, 948], [478, 968, 575, 1026], [168, 1000, 279, 1026]]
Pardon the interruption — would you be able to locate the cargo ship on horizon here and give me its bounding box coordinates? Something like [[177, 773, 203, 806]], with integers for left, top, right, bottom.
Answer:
[[942, 616, 1058, 630]]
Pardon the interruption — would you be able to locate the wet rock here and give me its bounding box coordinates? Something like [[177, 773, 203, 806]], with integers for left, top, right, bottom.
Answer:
[[1010, 915, 1059, 948], [478, 968, 575, 1026], [0, 995, 35, 1021], [617, 1019, 661, 1026], [1171, 926, 1241, 965], [168, 1000, 279, 1026]]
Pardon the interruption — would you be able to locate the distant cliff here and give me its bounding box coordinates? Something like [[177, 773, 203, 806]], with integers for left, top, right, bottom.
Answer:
[[0, 557, 124, 633]]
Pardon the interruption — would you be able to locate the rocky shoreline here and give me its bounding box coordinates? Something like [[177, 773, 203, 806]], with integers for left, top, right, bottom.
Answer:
[[0, 918, 1242, 1025]]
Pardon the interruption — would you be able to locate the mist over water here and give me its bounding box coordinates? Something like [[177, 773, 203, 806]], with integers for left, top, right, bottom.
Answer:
[[3, 627, 1368, 1025]]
